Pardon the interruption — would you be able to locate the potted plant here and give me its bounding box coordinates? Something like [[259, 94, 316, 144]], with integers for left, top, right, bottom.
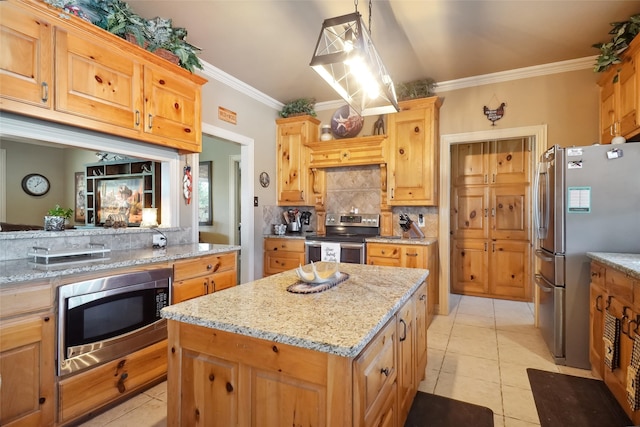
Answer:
[[593, 13, 640, 72], [279, 98, 317, 118], [45, 204, 74, 231]]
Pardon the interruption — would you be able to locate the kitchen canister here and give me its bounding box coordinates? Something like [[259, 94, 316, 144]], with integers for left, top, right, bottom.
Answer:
[[320, 124, 332, 141]]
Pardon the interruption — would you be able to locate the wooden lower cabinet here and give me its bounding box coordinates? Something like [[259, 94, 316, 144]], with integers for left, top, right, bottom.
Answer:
[[263, 238, 305, 276], [0, 312, 55, 427], [167, 283, 427, 427], [367, 241, 438, 325], [173, 251, 238, 303], [58, 339, 167, 425], [589, 259, 640, 425]]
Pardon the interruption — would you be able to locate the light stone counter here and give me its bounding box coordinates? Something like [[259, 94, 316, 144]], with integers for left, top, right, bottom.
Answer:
[[586, 252, 640, 280], [0, 243, 240, 286], [161, 262, 429, 358], [366, 236, 438, 246]]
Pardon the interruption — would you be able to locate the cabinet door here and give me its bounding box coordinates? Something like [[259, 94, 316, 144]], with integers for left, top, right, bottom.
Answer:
[[451, 239, 489, 295], [211, 269, 237, 292], [599, 68, 618, 144], [0, 313, 54, 427], [0, 1, 53, 109], [489, 138, 530, 184], [490, 184, 529, 240], [276, 116, 318, 206], [414, 282, 428, 383], [402, 245, 426, 269], [489, 240, 530, 300], [451, 142, 489, 186], [452, 186, 489, 239], [143, 63, 202, 149], [388, 102, 438, 206], [55, 27, 143, 130], [178, 349, 239, 426], [397, 296, 416, 426], [589, 280, 606, 379], [173, 277, 208, 304], [618, 52, 638, 138]]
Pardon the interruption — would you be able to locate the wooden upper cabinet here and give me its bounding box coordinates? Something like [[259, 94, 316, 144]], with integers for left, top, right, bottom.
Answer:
[[0, 1, 53, 109], [452, 142, 490, 186], [55, 27, 143, 130], [387, 97, 441, 206], [143, 63, 202, 150], [276, 115, 319, 206], [598, 36, 640, 143], [0, 0, 206, 153]]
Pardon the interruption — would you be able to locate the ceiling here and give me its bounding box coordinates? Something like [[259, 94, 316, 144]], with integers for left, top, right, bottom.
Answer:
[[125, 1, 639, 105]]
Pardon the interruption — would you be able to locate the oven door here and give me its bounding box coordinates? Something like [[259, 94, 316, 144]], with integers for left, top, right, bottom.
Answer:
[[305, 241, 365, 264]]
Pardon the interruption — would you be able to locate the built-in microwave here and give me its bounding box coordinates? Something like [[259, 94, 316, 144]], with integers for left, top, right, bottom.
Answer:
[[57, 268, 172, 377]]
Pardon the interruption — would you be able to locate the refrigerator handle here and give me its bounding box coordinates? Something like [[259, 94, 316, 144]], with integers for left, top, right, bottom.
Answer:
[[534, 273, 554, 291], [534, 249, 554, 262]]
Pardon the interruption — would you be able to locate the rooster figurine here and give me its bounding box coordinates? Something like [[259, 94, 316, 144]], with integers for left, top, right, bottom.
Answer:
[[483, 102, 506, 126]]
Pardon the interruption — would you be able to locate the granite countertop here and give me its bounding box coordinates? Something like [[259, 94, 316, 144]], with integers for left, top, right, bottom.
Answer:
[[265, 233, 438, 246], [0, 243, 241, 286], [161, 262, 429, 358], [586, 252, 640, 280]]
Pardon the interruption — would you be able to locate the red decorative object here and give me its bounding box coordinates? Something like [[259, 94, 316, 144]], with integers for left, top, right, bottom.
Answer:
[[483, 102, 506, 126], [183, 165, 192, 205]]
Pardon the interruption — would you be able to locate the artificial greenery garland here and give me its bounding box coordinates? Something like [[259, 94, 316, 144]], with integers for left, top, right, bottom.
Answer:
[[44, 0, 203, 73], [593, 13, 640, 73]]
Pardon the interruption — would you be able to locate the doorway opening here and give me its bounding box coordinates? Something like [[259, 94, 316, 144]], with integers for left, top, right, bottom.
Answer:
[[439, 125, 547, 315]]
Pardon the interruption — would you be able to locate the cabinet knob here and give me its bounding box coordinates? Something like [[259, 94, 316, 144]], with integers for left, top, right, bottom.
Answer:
[[207, 264, 213, 270], [39, 397, 46, 405], [380, 367, 390, 377], [420, 294, 427, 301]]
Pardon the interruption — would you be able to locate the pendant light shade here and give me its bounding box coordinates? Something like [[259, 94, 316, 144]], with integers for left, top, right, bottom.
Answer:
[[309, 11, 399, 116]]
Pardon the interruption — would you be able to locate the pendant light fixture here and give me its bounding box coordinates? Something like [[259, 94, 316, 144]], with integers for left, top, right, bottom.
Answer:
[[309, 0, 399, 116]]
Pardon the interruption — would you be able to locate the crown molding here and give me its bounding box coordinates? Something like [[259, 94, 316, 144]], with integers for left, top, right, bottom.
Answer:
[[198, 55, 598, 113]]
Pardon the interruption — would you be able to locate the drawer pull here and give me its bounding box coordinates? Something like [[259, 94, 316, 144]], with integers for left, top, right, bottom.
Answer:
[[207, 264, 213, 270], [595, 295, 602, 312], [399, 319, 407, 342], [420, 294, 426, 301], [407, 253, 418, 257], [380, 367, 390, 377], [117, 373, 128, 393]]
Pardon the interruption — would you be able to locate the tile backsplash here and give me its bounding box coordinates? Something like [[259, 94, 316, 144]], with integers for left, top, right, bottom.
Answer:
[[264, 165, 439, 237]]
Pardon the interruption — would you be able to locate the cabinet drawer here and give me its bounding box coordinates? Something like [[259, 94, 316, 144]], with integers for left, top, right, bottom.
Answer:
[[0, 280, 52, 319], [590, 262, 605, 288], [174, 252, 236, 281], [58, 339, 167, 424], [354, 319, 397, 425], [367, 244, 400, 259], [264, 252, 305, 276], [264, 238, 305, 253], [606, 268, 634, 304]]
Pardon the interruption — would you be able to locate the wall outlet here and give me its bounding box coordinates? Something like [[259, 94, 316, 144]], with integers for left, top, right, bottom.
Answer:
[[418, 214, 425, 227]]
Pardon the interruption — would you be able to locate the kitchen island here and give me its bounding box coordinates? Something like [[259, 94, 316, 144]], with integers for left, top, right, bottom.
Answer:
[[161, 262, 429, 426]]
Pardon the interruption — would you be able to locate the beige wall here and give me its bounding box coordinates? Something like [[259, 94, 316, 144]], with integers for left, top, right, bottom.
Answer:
[[438, 68, 601, 148]]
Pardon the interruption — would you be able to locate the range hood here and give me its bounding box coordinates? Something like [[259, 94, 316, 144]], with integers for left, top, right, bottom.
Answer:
[[306, 135, 387, 169]]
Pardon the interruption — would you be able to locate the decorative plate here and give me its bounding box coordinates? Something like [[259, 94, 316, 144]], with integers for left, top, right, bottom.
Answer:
[[259, 171, 270, 188], [330, 105, 364, 139]]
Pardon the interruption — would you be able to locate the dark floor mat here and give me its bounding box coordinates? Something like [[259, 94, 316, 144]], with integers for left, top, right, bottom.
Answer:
[[404, 391, 494, 427], [527, 368, 632, 427]]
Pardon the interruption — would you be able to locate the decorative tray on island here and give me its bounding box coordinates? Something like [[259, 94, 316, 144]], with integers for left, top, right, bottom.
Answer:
[[287, 262, 349, 294]]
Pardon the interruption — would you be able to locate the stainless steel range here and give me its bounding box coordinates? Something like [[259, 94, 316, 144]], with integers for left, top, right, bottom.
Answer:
[[305, 213, 380, 264]]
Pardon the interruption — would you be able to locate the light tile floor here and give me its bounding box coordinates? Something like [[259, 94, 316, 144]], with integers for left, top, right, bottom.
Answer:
[[80, 294, 598, 426]]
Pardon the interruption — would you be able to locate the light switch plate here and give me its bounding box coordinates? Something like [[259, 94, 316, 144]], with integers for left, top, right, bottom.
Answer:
[[418, 214, 425, 227]]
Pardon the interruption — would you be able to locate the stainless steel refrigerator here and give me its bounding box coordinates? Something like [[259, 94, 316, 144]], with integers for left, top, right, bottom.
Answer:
[[534, 143, 640, 369]]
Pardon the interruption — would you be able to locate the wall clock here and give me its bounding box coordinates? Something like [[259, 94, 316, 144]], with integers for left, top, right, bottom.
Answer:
[[21, 173, 50, 196]]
